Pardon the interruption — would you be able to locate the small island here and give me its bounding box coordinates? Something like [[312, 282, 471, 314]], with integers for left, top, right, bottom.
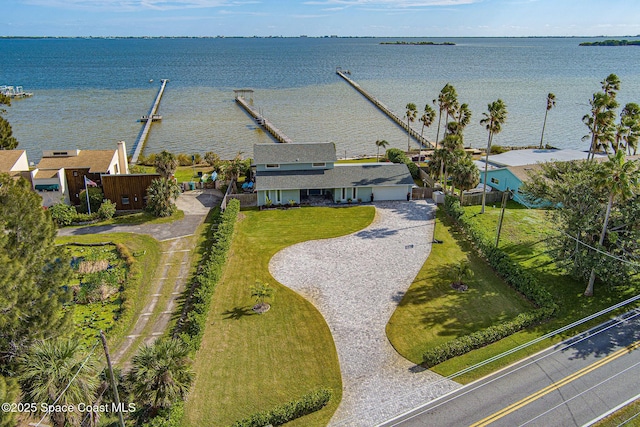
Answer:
[[380, 41, 455, 46], [579, 39, 640, 46]]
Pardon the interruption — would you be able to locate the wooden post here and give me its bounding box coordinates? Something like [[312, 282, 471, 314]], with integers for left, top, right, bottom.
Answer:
[[100, 331, 126, 427]]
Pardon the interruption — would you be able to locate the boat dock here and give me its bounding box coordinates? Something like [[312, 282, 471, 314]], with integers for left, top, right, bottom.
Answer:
[[335, 68, 434, 149], [1, 85, 33, 99], [234, 89, 293, 144], [131, 79, 168, 164]]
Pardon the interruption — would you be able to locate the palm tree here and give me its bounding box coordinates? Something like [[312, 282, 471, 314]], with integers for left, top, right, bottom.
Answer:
[[146, 177, 181, 217], [420, 104, 436, 137], [375, 139, 389, 162], [450, 260, 474, 290], [433, 84, 458, 149], [451, 154, 480, 201], [154, 150, 178, 179], [539, 93, 556, 149], [405, 103, 418, 152], [19, 338, 99, 427], [616, 103, 640, 154], [251, 280, 275, 313], [584, 150, 639, 296], [480, 99, 508, 214], [128, 338, 194, 413]]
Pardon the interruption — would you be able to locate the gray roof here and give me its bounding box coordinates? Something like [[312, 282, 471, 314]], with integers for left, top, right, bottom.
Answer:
[[256, 163, 414, 191], [254, 142, 337, 164]]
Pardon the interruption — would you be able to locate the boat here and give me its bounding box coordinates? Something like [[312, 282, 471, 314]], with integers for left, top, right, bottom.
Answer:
[[1, 85, 33, 98]]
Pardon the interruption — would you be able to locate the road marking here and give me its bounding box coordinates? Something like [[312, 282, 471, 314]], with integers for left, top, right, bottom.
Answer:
[[470, 340, 640, 427]]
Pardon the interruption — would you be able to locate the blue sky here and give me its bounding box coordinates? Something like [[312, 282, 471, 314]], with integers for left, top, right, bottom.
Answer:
[[3, 0, 640, 37]]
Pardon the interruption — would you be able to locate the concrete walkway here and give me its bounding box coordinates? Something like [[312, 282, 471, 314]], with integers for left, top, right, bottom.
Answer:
[[269, 201, 460, 426]]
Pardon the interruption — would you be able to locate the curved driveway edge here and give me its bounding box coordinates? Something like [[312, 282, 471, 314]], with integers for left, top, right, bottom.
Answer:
[[269, 201, 460, 426]]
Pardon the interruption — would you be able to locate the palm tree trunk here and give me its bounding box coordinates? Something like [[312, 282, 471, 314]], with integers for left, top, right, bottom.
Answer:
[[540, 109, 549, 149], [435, 112, 442, 149], [584, 193, 614, 296]]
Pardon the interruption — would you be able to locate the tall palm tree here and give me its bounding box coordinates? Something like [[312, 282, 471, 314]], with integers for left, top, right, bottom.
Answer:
[[375, 139, 389, 162], [19, 338, 99, 427], [584, 150, 638, 296], [128, 338, 194, 413], [480, 99, 508, 213], [420, 104, 436, 138], [539, 93, 556, 149], [405, 103, 418, 152], [147, 177, 181, 217], [433, 84, 458, 149], [584, 92, 617, 160]]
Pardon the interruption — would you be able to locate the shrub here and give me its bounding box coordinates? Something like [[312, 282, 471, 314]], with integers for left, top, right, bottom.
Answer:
[[386, 148, 407, 163], [444, 195, 464, 220], [98, 200, 116, 220], [490, 145, 508, 154], [49, 203, 77, 226], [78, 187, 104, 214], [72, 212, 98, 224], [176, 153, 192, 166], [229, 388, 332, 427], [405, 160, 419, 178]]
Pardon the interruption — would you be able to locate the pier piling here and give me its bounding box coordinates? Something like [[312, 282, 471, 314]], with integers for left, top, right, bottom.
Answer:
[[336, 68, 433, 149], [234, 90, 293, 144], [131, 79, 168, 164]]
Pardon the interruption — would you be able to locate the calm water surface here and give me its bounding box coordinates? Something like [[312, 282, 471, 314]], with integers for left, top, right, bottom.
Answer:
[[2, 37, 640, 162]]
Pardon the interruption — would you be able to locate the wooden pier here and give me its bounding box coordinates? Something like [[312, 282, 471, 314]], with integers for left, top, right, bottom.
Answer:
[[335, 68, 434, 149], [234, 90, 293, 144], [131, 79, 168, 164]]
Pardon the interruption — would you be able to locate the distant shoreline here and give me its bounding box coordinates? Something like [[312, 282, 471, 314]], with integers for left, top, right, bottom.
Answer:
[[579, 39, 640, 46], [380, 41, 455, 46]]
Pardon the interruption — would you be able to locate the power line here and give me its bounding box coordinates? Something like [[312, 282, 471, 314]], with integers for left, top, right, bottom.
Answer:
[[561, 231, 640, 268]]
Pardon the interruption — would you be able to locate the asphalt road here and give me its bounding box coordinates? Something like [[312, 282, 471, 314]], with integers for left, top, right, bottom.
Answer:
[[380, 309, 640, 427]]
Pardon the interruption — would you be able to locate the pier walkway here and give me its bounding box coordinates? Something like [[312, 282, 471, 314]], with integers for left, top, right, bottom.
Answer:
[[234, 90, 293, 144], [131, 79, 168, 163], [336, 68, 434, 149]]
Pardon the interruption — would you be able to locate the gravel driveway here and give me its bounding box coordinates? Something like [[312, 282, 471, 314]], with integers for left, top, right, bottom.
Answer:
[[269, 200, 460, 426]]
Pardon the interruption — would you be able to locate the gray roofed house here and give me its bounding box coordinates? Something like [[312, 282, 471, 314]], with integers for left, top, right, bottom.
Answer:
[[254, 142, 414, 206]]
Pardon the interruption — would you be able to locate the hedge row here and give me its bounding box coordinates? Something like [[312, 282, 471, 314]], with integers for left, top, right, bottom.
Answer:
[[175, 198, 240, 351], [421, 196, 557, 367], [229, 388, 333, 427], [386, 148, 419, 178]]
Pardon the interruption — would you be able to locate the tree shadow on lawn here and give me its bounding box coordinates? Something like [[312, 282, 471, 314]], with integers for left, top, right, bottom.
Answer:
[[222, 306, 256, 320]]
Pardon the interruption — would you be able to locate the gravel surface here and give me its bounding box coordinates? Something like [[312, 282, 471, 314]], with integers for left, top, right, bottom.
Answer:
[[270, 201, 461, 426]]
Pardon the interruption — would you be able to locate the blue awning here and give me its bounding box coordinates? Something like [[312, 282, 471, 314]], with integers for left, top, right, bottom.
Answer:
[[35, 184, 60, 191]]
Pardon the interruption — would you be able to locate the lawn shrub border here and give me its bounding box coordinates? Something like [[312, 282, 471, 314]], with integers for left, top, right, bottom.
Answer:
[[228, 388, 333, 427], [140, 200, 240, 427], [422, 196, 558, 368]]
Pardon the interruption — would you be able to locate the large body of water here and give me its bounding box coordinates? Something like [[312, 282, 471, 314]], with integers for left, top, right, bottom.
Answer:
[[2, 37, 640, 163]]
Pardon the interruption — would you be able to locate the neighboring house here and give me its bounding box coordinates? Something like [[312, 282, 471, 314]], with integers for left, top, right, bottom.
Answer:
[[0, 149, 30, 181], [254, 142, 414, 206], [32, 141, 129, 207], [479, 164, 542, 206]]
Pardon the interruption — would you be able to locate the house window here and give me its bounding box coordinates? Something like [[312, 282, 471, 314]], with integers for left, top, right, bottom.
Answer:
[[312, 162, 326, 168], [352, 188, 357, 199], [265, 164, 280, 169], [114, 164, 119, 174], [122, 195, 130, 205], [490, 177, 500, 185], [341, 188, 346, 200]]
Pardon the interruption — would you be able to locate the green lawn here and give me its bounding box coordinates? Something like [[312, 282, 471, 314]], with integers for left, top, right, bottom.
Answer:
[[428, 202, 639, 382], [593, 399, 640, 427], [386, 209, 534, 364], [183, 206, 375, 427], [133, 164, 214, 183]]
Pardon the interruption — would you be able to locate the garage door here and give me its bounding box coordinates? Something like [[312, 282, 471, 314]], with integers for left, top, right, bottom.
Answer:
[[372, 186, 408, 201]]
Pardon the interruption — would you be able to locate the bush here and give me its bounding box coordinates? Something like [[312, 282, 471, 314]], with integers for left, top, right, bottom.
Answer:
[[229, 388, 332, 427], [405, 160, 419, 178], [386, 148, 407, 163], [444, 195, 464, 220], [78, 187, 104, 214], [98, 200, 116, 220], [176, 154, 192, 166], [490, 145, 508, 154], [49, 203, 77, 226], [72, 212, 98, 224]]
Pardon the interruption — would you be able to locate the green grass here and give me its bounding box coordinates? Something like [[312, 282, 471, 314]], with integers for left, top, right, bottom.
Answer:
[[184, 206, 375, 427], [55, 234, 162, 350], [386, 209, 534, 364], [133, 164, 214, 183], [427, 202, 639, 382], [336, 157, 379, 163], [594, 399, 640, 427]]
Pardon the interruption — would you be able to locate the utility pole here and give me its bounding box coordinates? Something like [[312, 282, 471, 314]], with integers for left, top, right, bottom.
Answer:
[[495, 189, 510, 248], [100, 331, 126, 427]]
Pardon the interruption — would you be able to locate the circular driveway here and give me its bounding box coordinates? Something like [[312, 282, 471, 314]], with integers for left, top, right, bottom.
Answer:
[[269, 201, 460, 426]]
